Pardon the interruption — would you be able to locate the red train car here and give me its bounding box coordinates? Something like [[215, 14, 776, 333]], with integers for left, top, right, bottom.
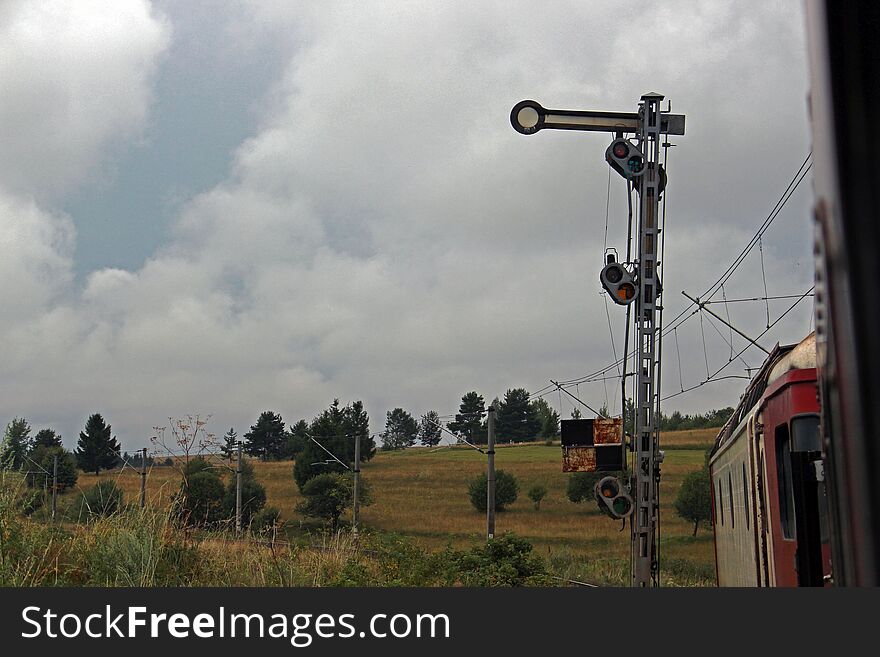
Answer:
[[709, 333, 832, 586]]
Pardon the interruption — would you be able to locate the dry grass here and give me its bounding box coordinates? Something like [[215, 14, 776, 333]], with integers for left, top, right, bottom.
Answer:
[[72, 429, 716, 583]]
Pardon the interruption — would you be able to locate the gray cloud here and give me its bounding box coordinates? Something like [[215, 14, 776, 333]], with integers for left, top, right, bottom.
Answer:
[[0, 1, 814, 449]]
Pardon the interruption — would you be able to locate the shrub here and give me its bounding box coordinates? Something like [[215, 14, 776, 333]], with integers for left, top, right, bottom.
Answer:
[[251, 506, 282, 534], [73, 481, 122, 521], [527, 484, 548, 510], [468, 470, 518, 512], [450, 534, 549, 586], [177, 470, 226, 526], [296, 473, 354, 527], [182, 456, 213, 476]]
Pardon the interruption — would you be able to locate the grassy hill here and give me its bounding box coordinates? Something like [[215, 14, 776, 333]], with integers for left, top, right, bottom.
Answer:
[[75, 428, 718, 586]]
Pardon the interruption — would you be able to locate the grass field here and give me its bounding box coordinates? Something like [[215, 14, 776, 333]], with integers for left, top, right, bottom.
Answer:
[[74, 428, 718, 586]]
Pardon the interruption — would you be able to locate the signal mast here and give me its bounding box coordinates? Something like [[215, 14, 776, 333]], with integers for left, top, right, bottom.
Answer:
[[511, 94, 685, 586]]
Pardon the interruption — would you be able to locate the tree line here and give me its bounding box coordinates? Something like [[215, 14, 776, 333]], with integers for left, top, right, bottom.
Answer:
[[0, 413, 124, 490]]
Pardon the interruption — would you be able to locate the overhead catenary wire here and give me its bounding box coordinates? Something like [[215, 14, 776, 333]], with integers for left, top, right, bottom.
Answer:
[[759, 235, 771, 328], [549, 154, 812, 390], [661, 285, 814, 402]]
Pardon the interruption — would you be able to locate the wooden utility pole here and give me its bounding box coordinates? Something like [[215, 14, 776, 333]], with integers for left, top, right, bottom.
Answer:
[[140, 447, 148, 509], [235, 441, 243, 534], [487, 405, 496, 540], [352, 432, 361, 538]]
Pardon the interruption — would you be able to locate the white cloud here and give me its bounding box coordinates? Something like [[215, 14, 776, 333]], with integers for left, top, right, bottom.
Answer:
[[0, 0, 170, 199]]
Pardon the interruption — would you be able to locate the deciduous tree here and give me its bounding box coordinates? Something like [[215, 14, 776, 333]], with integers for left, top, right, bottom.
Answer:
[[674, 467, 712, 536]]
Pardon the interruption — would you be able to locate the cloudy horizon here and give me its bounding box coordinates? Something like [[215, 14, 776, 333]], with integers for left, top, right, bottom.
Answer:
[[0, 1, 815, 451]]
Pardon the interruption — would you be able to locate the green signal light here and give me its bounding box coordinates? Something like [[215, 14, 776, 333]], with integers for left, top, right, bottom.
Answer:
[[613, 498, 631, 515]]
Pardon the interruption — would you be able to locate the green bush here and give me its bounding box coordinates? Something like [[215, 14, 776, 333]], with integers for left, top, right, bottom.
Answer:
[[177, 471, 226, 526], [449, 534, 549, 586], [73, 480, 122, 521], [296, 473, 354, 527], [182, 457, 213, 476], [527, 484, 548, 510], [251, 506, 282, 534], [468, 470, 518, 512]]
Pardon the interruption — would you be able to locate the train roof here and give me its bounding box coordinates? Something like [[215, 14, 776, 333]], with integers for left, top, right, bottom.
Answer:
[[711, 332, 816, 454]]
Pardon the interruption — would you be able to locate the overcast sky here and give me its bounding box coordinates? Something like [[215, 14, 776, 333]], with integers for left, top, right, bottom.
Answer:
[[0, 0, 815, 451]]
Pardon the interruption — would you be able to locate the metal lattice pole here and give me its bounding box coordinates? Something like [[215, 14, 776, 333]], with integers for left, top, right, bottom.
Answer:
[[632, 93, 664, 587]]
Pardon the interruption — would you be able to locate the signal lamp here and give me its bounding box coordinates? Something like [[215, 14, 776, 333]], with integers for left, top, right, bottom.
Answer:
[[606, 137, 645, 180], [595, 475, 634, 520], [600, 259, 638, 306]]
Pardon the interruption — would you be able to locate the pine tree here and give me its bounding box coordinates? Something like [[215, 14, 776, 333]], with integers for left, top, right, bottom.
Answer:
[[244, 412, 285, 460], [495, 388, 542, 443], [293, 399, 374, 491], [381, 408, 418, 451], [0, 418, 31, 470], [418, 411, 443, 446], [220, 427, 238, 461], [530, 398, 560, 438], [75, 413, 120, 476], [447, 392, 486, 444], [32, 428, 63, 450], [282, 419, 310, 459]]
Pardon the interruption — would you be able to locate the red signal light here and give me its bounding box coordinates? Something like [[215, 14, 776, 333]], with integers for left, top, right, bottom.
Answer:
[[616, 283, 636, 302], [613, 142, 629, 159]]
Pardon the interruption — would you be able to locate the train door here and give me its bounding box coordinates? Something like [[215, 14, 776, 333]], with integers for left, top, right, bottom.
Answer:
[[752, 417, 771, 586], [789, 414, 828, 586], [747, 414, 766, 586], [769, 415, 828, 586]]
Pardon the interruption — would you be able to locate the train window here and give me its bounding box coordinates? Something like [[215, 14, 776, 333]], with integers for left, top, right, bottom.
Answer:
[[791, 416, 821, 452], [728, 472, 735, 529], [742, 462, 750, 530], [718, 479, 724, 526], [775, 424, 796, 540]]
